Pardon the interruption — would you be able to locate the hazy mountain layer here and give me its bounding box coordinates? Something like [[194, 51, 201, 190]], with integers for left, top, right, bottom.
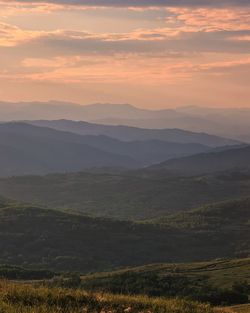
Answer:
[[1, 101, 250, 141], [0, 122, 139, 176], [69, 135, 211, 165], [0, 101, 190, 121], [152, 144, 250, 175], [28, 119, 239, 147], [0, 122, 222, 177]]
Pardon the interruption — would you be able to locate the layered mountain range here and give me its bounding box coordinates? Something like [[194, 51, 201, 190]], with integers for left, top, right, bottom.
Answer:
[[0, 121, 243, 177], [0, 101, 249, 283], [1, 101, 250, 141]]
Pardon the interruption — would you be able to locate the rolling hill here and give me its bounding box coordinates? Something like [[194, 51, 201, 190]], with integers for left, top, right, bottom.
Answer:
[[152, 145, 250, 175], [80, 258, 250, 292], [79, 258, 250, 305], [1, 170, 250, 219], [0, 197, 248, 273]]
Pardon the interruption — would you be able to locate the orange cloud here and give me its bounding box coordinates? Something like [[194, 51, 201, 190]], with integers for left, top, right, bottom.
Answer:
[[228, 35, 250, 41], [0, 1, 65, 16], [196, 57, 250, 77], [166, 7, 250, 32], [0, 21, 181, 48], [6, 53, 250, 86], [0, 22, 43, 46], [0, 53, 194, 85]]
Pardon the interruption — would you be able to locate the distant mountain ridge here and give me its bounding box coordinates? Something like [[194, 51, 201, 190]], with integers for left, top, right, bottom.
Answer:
[[0, 122, 140, 176], [63, 135, 211, 165], [0, 101, 185, 121], [0, 122, 225, 177], [28, 119, 240, 147], [1, 101, 250, 141]]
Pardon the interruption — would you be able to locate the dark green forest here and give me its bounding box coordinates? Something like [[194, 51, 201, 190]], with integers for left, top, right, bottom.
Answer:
[[0, 196, 248, 273], [0, 170, 250, 220]]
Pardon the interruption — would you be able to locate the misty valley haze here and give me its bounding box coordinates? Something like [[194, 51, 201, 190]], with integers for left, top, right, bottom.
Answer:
[[0, 1, 250, 312], [0, 105, 249, 311]]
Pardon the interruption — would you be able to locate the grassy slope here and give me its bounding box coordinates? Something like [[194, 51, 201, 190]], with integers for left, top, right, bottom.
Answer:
[[0, 280, 223, 313], [0, 197, 248, 272], [80, 258, 250, 291], [1, 171, 250, 220]]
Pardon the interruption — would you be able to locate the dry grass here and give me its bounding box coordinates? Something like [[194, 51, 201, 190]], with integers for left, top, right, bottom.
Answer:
[[0, 280, 228, 313]]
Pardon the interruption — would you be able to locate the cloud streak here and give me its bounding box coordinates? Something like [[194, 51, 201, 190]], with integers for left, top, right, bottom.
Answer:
[[1, 0, 250, 7], [3, 27, 249, 56], [0, 0, 249, 107]]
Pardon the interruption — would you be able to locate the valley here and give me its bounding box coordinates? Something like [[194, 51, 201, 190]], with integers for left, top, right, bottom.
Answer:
[[0, 107, 249, 312], [1, 0, 250, 310]]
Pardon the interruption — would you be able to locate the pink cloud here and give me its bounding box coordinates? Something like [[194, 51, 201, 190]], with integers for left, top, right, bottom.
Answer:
[[167, 7, 250, 32]]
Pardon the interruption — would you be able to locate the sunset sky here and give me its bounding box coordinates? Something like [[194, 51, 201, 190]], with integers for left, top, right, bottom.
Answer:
[[0, 0, 250, 108]]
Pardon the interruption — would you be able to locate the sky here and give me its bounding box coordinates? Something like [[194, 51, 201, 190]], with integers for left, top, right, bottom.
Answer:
[[0, 0, 250, 109]]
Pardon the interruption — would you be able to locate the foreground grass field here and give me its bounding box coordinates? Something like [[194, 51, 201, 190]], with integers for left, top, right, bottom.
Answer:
[[0, 280, 225, 313]]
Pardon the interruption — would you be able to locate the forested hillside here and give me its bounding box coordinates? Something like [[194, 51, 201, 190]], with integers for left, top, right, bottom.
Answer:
[[1, 170, 250, 220], [78, 258, 250, 306], [153, 145, 250, 175], [0, 197, 248, 273]]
